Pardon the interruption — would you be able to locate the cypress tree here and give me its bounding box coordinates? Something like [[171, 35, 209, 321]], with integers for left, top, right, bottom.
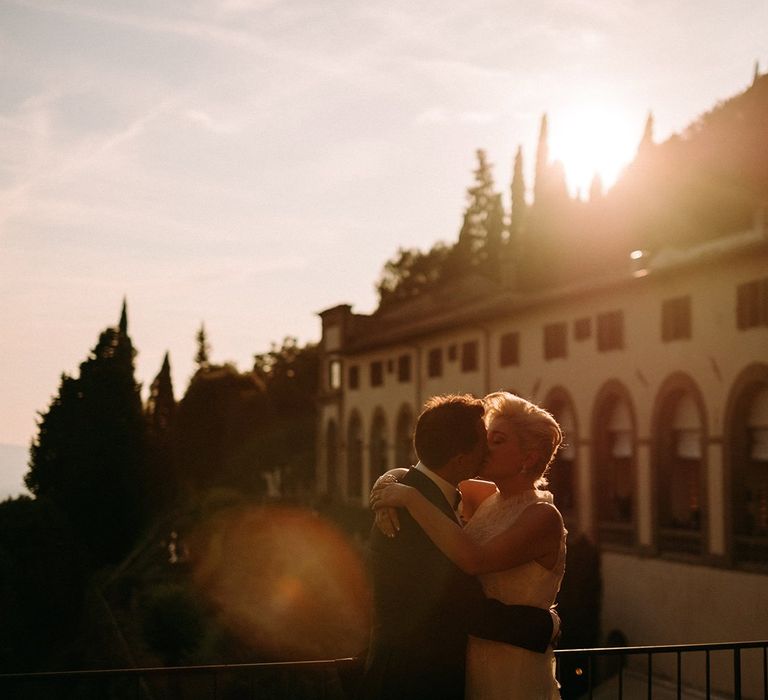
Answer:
[[510, 145, 527, 237], [146, 353, 177, 511], [483, 193, 505, 279], [147, 352, 175, 436], [533, 113, 550, 205], [638, 111, 655, 157], [194, 323, 211, 371]]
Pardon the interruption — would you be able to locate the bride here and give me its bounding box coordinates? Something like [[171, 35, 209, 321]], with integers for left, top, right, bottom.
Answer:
[[372, 391, 567, 700]]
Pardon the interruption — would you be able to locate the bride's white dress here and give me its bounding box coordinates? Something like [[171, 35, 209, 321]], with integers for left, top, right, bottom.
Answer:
[[464, 489, 566, 700]]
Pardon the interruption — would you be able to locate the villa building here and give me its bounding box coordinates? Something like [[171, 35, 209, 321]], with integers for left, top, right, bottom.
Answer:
[[316, 207, 768, 696]]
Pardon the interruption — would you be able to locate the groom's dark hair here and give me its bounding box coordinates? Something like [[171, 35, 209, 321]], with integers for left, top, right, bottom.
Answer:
[[414, 394, 485, 471]]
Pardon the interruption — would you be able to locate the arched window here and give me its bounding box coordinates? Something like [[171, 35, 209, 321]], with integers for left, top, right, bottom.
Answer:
[[543, 389, 578, 524], [369, 409, 389, 488], [593, 383, 636, 547], [347, 412, 363, 500], [325, 420, 338, 497], [395, 404, 416, 467], [726, 365, 768, 565], [653, 377, 706, 556]]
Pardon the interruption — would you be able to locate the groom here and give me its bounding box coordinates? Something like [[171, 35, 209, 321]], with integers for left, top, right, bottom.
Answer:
[[358, 394, 555, 700]]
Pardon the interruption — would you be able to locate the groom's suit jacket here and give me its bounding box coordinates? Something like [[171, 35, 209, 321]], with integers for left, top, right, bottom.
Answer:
[[358, 467, 553, 700]]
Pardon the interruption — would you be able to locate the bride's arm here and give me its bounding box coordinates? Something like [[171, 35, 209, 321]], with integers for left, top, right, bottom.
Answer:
[[374, 484, 561, 575], [458, 478, 497, 521], [369, 468, 409, 537]]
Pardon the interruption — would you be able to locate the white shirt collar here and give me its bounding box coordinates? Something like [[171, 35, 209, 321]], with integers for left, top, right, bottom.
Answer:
[[414, 461, 458, 508]]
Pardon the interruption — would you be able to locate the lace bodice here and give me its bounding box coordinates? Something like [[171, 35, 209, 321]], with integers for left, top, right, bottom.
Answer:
[[464, 489, 566, 608]]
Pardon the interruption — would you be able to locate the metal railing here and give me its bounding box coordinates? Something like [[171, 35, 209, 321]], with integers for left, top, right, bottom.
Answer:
[[1, 640, 766, 699], [555, 640, 768, 699]]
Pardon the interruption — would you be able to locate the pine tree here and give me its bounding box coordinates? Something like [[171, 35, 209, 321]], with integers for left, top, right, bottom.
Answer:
[[456, 149, 497, 262], [510, 145, 527, 237], [26, 303, 146, 566], [194, 323, 210, 371], [448, 149, 503, 276]]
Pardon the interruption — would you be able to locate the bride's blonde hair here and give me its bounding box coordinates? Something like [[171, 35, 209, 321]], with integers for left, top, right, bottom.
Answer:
[[483, 391, 563, 488]]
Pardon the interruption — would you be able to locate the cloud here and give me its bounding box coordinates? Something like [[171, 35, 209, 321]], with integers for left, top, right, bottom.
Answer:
[[9, 0, 253, 46], [182, 108, 242, 134], [459, 111, 498, 125], [415, 108, 449, 125], [0, 95, 176, 235], [414, 107, 499, 126]]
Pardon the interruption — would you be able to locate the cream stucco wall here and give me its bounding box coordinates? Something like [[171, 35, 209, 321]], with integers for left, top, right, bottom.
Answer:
[[602, 552, 768, 698], [317, 236, 768, 661]]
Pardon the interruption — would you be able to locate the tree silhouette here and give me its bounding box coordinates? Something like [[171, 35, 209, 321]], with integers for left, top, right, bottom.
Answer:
[[252, 338, 319, 493], [376, 243, 450, 309], [194, 323, 211, 371], [444, 149, 504, 279], [145, 352, 177, 512], [173, 364, 270, 494], [0, 495, 87, 672], [533, 113, 550, 206], [374, 72, 768, 306], [26, 303, 146, 566], [510, 145, 527, 238]]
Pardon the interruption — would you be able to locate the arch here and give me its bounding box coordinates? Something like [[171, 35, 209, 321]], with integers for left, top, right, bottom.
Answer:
[[591, 379, 638, 547], [347, 411, 364, 500], [724, 363, 768, 566], [650, 372, 708, 556], [325, 419, 339, 497], [369, 408, 389, 488], [395, 403, 416, 467], [543, 386, 579, 523]]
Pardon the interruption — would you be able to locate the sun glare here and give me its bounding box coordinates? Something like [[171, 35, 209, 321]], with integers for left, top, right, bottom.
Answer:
[[548, 105, 640, 198]]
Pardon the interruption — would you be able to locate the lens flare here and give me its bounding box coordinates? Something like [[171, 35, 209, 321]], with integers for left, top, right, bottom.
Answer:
[[188, 505, 371, 660]]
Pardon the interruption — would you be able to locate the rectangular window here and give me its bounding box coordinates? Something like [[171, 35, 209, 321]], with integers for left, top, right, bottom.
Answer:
[[597, 310, 624, 352], [448, 344, 458, 362], [348, 365, 359, 390], [574, 317, 592, 341], [737, 278, 768, 329], [427, 348, 443, 378], [397, 354, 411, 383], [461, 341, 479, 372], [386, 358, 395, 373], [370, 361, 383, 387], [662, 296, 692, 341], [499, 332, 519, 367], [328, 359, 342, 390], [543, 323, 567, 360]]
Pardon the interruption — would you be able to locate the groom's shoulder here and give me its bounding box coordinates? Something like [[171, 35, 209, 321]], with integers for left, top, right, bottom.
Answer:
[[402, 466, 433, 494]]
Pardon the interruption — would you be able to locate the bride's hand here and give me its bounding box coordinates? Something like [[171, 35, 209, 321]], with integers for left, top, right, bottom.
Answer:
[[372, 483, 416, 509], [370, 472, 403, 537]]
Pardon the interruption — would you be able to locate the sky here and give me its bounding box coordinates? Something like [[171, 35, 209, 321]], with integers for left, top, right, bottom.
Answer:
[[1, 0, 766, 474]]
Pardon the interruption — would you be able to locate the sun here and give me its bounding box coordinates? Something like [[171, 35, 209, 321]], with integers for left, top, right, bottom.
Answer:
[[548, 104, 641, 198]]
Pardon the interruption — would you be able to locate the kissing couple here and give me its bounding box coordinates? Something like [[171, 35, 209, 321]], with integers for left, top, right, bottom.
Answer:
[[358, 392, 566, 700]]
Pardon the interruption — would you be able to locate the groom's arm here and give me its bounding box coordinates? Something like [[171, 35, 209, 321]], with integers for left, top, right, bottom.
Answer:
[[465, 598, 555, 653]]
